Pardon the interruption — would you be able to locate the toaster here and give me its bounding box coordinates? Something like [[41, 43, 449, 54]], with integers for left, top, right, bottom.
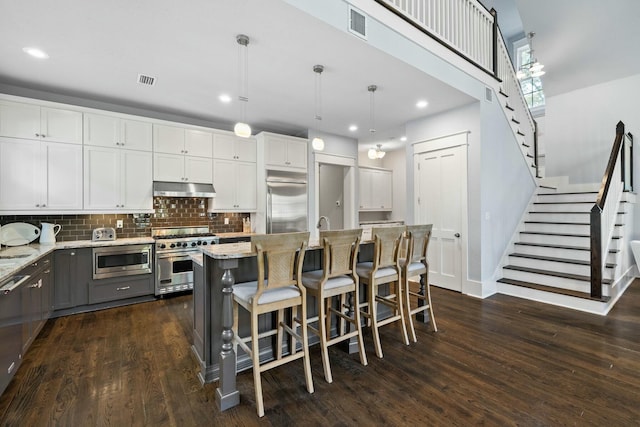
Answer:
[[92, 227, 116, 241]]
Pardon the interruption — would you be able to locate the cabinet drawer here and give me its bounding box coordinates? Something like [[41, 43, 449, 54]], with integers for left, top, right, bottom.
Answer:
[[89, 274, 153, 304]]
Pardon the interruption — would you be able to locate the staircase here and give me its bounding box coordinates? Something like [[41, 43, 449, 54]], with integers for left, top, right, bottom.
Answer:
[[497, 184, 632, 314]]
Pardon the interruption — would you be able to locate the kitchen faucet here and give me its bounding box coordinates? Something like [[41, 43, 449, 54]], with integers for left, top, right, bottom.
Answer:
[[317, 216, 330, 230]]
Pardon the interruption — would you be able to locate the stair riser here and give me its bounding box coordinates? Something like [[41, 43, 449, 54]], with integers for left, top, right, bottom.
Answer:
[[528, 212, 590, 222], [502, 269, 610, 296], [536, 193, 597, 203], [514, 244, 617, 264], [524, 223, 589, 234], [531, 203, 592, 213], [519, 233, 590, 246], [507, 257, 614, 279]]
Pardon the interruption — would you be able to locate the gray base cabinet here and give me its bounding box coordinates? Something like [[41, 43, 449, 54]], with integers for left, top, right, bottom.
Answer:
[[20, 256, 53, 353], [89, 274, 153, 304], [53, 248, 91, 310]]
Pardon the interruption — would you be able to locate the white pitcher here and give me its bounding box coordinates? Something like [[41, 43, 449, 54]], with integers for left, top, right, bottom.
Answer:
[[40, 222, 61, 245]]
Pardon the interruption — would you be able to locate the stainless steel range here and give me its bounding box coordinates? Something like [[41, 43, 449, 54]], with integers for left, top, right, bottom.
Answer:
[[153, 226, 218, 296]]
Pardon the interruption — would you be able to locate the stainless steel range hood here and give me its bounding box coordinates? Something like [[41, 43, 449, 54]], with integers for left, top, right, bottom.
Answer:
[[153, 181, 216, 198]]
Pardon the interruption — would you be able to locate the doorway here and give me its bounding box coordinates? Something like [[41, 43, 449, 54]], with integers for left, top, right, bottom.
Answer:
[[414, 133, 468, 292], [318, 164, 345, 230]]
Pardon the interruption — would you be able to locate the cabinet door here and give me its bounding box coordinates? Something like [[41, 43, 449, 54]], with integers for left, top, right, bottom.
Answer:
[[236, 161, 257, 210], [286, 140, 307, 169], [45, 142, 83, 210], [153, 152, 185, 182], [84, 146, 121, 209], [265, 138, 288, 167], [379, 170, 393, 209], [120, 119, 152, 151], [185, 129, 213, 157], [83, 113, 119, 147], [54, 248, 91, 310], [358, 169, 373, 210], [370, 170, 391, 210], [185, 156, 212, 183], [212, 133, 237, 160], [211, 159, 236, 210], [0, 139, 43, 210], [0, 101, 40, 139], [40, 107, 82, 144], [153, 124, 184, 154], [122, 150, 153, 210], [235, 138, 256, 162]]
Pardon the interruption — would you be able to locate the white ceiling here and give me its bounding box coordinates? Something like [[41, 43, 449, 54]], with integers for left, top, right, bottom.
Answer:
[[0, 0, 476, 152]]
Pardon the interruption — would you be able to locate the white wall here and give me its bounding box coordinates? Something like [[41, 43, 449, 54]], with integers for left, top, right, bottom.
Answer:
[[382, 149, 407, 222], [545, 73, 640, 184]]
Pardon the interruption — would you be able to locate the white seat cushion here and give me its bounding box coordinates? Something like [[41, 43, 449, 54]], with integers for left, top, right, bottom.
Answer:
[[233, 281, 301, 305], [302, 269, 355, 291], [407, 262, 426, 274], [356, 262, 398, 279]]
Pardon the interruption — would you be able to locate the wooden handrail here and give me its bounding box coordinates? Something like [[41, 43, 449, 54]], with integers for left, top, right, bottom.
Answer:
[[590, 121, 625, 299]]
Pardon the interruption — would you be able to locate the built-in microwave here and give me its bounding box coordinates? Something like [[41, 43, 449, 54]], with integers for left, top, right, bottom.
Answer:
[[92, 244, 152, 280]]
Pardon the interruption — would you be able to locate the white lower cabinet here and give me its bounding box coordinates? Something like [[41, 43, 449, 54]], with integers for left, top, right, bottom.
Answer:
[[154, 153, 212, 183], [211, 159, 256, 211], [0, 138, 82, 211], [84, 147, 152, 211]]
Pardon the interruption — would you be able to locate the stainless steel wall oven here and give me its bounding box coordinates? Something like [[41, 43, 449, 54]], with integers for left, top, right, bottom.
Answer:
[[92, 244, 152, 280]]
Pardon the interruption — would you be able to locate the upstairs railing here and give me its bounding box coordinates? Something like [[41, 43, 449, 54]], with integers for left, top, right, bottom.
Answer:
[[375, 0, 537, 174], [590, 121, 632, 299]]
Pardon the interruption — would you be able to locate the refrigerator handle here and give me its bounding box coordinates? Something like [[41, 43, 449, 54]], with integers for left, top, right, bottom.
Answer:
[[267, 187, 273, 234]]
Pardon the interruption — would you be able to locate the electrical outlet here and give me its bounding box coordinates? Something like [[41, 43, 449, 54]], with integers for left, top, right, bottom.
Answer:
[[116, 219, 123, 229], [224, 217, 229, 225]]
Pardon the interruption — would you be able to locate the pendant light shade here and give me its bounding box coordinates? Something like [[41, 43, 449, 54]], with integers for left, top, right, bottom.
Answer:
[[234, 34, 251, 138], [517, 32, 545, 80], [312, 64, 325, 151], [368, 143, 385, 159]]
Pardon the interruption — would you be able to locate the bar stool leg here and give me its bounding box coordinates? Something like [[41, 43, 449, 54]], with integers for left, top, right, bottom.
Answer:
[[318, 295, 332, 383]]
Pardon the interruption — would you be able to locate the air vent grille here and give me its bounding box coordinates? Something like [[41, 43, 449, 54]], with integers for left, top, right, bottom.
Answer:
[[485, 87, 492, 102], [137, 74, 156, 86], [349, 6, 367, 39]]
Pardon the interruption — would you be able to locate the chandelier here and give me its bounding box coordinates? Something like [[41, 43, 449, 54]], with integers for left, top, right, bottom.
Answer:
[[517, 32, 545, 80], [368, 144, 385, 160]]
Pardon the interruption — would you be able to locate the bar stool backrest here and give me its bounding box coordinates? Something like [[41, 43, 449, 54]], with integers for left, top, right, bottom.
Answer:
[[319, 229, 362, 279], [406, 224, 433, 265], [251, 232, 309, 296], [371, 226, 405, 270]]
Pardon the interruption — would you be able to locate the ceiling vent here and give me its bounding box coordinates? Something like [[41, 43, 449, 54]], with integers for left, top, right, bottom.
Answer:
[[349, 6, 367, 39], [137, 74, 156, 86]]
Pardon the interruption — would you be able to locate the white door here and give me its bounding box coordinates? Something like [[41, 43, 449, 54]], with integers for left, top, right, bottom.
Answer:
[[0, 138, 42, 209], [154, 152, 185, 182], [84, 146, 120, 209], [154, 124, 184, 154], [122, 150, 153, 210], [185, 129, 212, 157], [185, 156, 212, 183], [415, 144, 465, 292], [236, 162, 257, 210], [40, 108, 82, 144], [45, 142, 83, 209]]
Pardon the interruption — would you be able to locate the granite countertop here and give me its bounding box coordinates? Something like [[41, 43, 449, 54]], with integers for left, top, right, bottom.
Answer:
[[215, 232, 255, 239], [0, 237, 155, 282]]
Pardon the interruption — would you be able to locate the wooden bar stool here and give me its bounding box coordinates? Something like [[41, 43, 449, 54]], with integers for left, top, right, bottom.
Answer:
[[402, 224, 437, 343], [301, 229, 368, 383], [356, 226, 409, 358], [232, 232, 313, 417]]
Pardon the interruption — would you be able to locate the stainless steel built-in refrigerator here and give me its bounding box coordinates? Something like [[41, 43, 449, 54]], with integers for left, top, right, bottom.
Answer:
[[266, 171, 308, 233]]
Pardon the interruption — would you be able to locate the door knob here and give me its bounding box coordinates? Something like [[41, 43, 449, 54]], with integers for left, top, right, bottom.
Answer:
[[454, 233, 460, 238]]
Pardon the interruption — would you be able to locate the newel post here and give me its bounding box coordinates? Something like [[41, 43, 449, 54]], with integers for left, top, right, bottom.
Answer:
[[590, 205, 603, 300], [490, 8, 499, 79]]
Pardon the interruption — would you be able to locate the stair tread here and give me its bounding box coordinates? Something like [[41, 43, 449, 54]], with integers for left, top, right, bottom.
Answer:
[[514, 242, 619, 253], [505, 104, 515, 111], [521, 231, 621, 239], [537, 191, 598, 195], [499, 89, 508, 97], [530, 211, 589, 214], [509, 252, 615, 268], [534, 201, 594, 204], [503, 264, 613, 284], [525, 221, 590, 225], [497, 278, 611, 302]]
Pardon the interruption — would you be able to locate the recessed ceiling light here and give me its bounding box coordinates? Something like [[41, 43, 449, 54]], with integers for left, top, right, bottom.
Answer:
[[219, 94, 232, 103], [400, 136, 407, 142], [416, 100, 428, 108], [22, 47, 49, 59], [349, 124, 358, 132]]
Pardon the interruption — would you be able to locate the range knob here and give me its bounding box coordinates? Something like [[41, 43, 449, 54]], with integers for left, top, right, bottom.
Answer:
[[197, 241, 202, 246], [170, 243, 176, 248], [160, 243, 166, 249], [202, 241, 208, 246], [191, 242, 197, 247], [182, 242, 188, 248]]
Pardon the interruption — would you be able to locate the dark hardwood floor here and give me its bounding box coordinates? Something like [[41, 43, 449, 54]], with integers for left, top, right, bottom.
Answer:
[[2, 281, 640, 426]]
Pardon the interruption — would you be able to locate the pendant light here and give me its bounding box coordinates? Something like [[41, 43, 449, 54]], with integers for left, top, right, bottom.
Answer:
[[311, 64, 325, 151], [234, 34, 251, 138], [517, 32, 545, 80], [368, 144, 386, 160], [366, 85, 385, 159]]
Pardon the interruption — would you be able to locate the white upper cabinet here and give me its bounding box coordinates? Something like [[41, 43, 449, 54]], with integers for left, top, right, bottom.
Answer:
[[153, 153, 212, 184], [211, 159, 257, 212], [359, 167, 392, 211], [84, 146, 152, 211], [213, 133, 256, 162], [84, 113, 152, 151], [263, 133, 307, 170], [0, 138, 82, 211], [0, 100, 82, 144], [154, 124, 213, 158]]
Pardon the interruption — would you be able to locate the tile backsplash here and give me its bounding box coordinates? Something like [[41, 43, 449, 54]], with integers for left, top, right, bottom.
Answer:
[[0, 197, 250, 241]]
